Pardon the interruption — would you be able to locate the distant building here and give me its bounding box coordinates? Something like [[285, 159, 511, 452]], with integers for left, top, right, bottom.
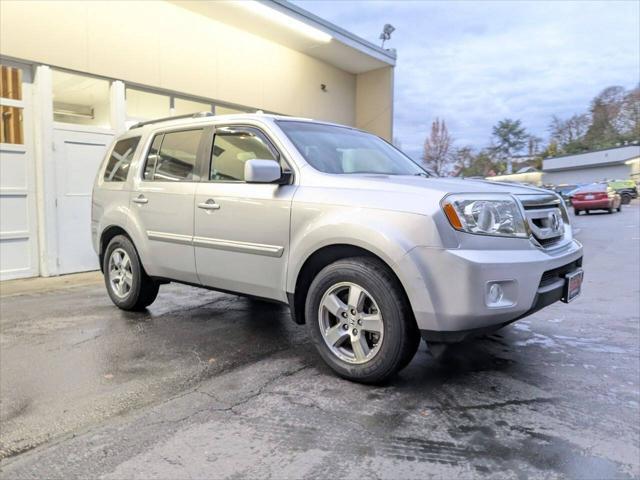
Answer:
[[485, 166, 543, 186], [484, 145, 640, 186], [542, 145, 640, 185]]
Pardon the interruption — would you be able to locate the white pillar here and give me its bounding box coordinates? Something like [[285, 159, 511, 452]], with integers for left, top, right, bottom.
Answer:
[[110, 80, 126, 134], [32, 65, 58, 276]]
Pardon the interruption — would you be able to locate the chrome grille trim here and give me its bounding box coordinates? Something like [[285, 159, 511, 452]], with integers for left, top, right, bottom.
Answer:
[[516, 194, 567, 249]]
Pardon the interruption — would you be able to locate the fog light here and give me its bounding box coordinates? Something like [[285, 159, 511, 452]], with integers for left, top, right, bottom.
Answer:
[[488, 283, 504, 304]]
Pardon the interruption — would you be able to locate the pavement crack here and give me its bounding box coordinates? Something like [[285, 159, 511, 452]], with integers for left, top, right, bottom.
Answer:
[[437, 397, 558, 412], [224, 364, 311, 415]]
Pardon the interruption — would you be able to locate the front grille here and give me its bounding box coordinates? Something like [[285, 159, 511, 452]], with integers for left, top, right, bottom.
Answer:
[[518, 194, 565, 249], [539, 258, 582, 288], [537, 236, 563, 248]]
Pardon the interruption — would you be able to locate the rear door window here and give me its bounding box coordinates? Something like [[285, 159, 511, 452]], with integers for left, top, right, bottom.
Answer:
[[103, 137, 140, 182], [143, 129, 203, 182]]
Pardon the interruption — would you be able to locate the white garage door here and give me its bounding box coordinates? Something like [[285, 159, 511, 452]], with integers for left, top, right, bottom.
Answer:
[[0, 62, 38, 281], [52, 125, 114, 274]]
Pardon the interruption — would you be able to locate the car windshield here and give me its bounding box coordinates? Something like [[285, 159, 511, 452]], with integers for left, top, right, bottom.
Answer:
[[278, 121, 427, 176]]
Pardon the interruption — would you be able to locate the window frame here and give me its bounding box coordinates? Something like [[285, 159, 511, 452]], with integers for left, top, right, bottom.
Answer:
[[204, 124, 293, 184], [140, 126, 208, 183], [103, 136, 141, 182]]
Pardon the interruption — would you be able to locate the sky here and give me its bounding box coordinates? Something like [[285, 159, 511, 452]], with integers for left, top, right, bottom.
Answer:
[[293, 0, 640, 159]]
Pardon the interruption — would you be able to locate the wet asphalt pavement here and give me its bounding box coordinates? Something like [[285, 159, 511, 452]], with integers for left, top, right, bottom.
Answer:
[[1, 203, 639, 479]]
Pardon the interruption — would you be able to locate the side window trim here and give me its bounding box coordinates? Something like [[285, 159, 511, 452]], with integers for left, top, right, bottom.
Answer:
[[205, 124, 292, 184], [142, 133, 164, 182]]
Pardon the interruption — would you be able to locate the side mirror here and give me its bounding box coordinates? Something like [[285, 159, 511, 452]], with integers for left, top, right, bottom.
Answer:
[[244, 159, 282, 183]]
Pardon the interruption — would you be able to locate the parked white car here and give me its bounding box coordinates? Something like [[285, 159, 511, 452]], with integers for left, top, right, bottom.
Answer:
[[92, 113, 584, 383]]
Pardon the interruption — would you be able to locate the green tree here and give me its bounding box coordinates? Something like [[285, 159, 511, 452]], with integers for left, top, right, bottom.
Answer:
[[491, 119, 528, 173], [460, 150, 504, 177]]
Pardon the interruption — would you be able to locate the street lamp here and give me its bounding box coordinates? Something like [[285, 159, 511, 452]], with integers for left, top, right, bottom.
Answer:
[[379, 24, 395, 48]]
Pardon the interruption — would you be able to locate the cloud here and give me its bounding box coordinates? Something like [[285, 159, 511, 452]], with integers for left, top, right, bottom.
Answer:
[[294, 0, 640, 156]]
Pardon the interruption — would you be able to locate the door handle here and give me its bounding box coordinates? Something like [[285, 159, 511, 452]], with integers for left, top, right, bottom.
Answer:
[[198, 199, 221, 211], [133, 194, 148, 204]]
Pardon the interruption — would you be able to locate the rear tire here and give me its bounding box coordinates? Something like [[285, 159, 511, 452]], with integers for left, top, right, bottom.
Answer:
[[586, 210, 591, 215], [621, 193, 631, 205], [103, 235, 159, 311], [608, 207, 613, 214], [617, 205, 622, 212], [574, 209, 580, 216], [305, 257, 419, 384]]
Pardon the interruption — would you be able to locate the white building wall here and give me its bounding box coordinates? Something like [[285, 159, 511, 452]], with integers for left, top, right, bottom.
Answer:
[[543, 164, 632, 186]]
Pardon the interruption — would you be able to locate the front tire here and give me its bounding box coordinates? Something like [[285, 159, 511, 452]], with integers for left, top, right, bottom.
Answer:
[[574, 209, 581, 216], [305, 257, 420, 384], [104, 235, 159, 311]]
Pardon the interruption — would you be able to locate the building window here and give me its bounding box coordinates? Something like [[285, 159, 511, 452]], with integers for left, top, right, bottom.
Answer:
[[1, 65, 22, 100], [210, 127, 277, 182], [144, 129, 203, 182], [52, 70, 111, 127], [104, 137, 140, 182], [126, 88, 171, 123], [0, 65, 24, 145]]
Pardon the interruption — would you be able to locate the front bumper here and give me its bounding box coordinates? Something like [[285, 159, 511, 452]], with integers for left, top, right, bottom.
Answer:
[[396, 239, 583, 341]]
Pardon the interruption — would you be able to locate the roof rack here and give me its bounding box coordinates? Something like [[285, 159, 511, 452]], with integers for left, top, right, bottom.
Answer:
[[130, 111, 214, 130]]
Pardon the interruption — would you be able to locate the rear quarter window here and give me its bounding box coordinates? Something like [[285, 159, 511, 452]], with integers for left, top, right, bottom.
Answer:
[[103, 137, 140, 182]]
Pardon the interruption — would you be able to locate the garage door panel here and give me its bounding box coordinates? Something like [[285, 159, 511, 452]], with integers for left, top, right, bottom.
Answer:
[[0, 237, 32, 276], [0, 194, 29, 233], [0, 61, 37, 280], [0, 149, 28, 190]]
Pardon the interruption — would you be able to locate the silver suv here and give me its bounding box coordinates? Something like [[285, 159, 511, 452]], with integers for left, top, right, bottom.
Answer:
[[92, 113, 584, 383]]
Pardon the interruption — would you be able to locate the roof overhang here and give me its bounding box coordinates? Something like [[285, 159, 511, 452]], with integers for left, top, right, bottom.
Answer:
[[170, 0, 395, 74], [543, 146, 640, 172]]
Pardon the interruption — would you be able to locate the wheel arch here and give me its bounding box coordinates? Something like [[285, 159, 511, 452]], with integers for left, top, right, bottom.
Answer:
[[99, 225, 132, 272], [288, 243, 414, 327]]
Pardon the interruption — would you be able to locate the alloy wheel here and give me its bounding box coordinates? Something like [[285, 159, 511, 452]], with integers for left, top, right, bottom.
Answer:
[[108, 248, 133, 298], [318, 282, 384, 364]]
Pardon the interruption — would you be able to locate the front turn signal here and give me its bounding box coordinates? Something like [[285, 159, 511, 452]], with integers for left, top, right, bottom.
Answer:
[[442, 202, 463, 230]]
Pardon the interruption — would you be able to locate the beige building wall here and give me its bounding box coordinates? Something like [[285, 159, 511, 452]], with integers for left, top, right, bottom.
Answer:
[[0, 0, 358, 127], [355, 67, 394, 141]]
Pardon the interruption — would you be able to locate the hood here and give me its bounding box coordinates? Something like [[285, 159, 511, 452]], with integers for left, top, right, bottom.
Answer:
[[319, 174, 550, 196]]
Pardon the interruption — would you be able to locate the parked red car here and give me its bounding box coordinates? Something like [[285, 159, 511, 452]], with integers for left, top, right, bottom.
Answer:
[[572, 184, 622, 215]]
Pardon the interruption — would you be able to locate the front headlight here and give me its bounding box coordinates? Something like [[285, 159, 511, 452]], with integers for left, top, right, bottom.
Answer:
[[442, 194, 528, 238]]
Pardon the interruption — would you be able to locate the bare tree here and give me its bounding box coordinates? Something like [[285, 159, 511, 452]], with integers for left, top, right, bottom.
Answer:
[[422, 118, 454, 176], [549, 114, 590, 145], [527, 135, 543, 156], [616, 86, 640, 138]]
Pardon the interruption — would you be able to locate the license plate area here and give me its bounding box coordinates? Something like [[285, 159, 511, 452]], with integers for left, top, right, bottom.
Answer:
[[585, 194, 595, 200], [562, 269, 584, 303]]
